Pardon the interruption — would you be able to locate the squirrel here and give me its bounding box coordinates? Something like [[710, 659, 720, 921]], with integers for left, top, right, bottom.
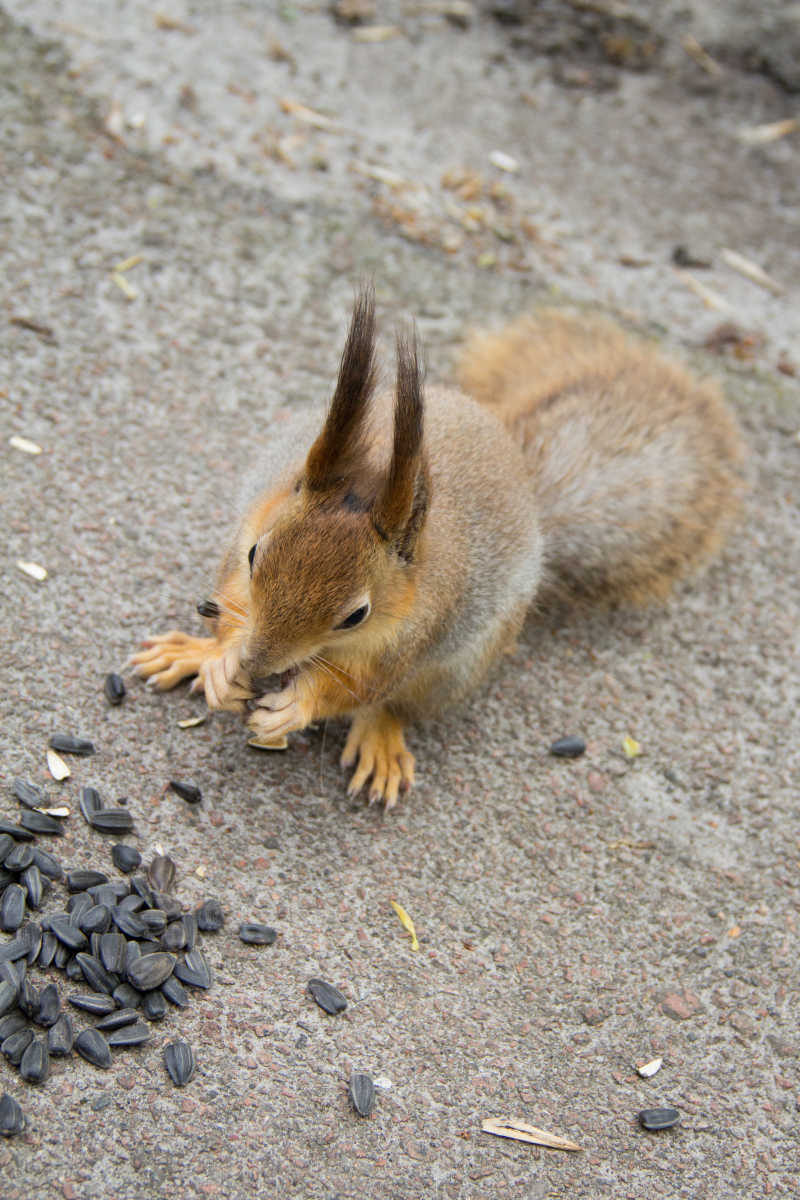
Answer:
[[131, 285, 746, 807]]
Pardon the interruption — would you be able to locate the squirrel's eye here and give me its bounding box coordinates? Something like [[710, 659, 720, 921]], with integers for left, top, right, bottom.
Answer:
[[248, 544, 257, 575], [336, 603, 370, 630]]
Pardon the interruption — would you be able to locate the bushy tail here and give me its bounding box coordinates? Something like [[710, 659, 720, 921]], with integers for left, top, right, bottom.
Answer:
[[457, 310, 748, 607]]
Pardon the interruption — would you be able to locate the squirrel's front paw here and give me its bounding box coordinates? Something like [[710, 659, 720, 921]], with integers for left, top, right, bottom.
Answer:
[[130, 631, 217, 691], [341, 710, 415, 810], [199, 644, 252, 713], [247, 679, 311, 741]]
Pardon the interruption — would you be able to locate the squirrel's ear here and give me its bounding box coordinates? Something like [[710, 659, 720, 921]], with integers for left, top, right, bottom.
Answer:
[[373, 328, 429, 561], [305, 284, 377, 489]]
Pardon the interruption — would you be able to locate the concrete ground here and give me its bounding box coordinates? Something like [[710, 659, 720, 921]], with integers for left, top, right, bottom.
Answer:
[[1, 3, 798, 1197]]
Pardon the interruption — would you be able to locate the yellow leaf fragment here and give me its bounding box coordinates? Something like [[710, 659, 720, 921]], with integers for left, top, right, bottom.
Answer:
[[622, 735, 641, 759], [390, 899, 419, 950], [482, 1117, 581, 1152]]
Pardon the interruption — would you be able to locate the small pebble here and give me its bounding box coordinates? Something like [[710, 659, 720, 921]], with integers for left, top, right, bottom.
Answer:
[[639, 1107, 680, 1131], [307, 978, 347, 1015], [103, 673, 126, 705], [549, 735, 586, 758]]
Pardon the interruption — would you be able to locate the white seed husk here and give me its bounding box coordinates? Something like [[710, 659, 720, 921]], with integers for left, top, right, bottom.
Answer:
[[637, 1057, 663, 1078], [46, 749, 70, 781], [17, 560, 48, 582]]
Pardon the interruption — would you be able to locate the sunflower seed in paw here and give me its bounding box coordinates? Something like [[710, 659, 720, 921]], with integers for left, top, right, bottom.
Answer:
[[107, 1020, 151, 1048], [20, 1037, 49, 1083], [68, 992, 116, 1016], [2, 1029, 33, 1067], [549, 735, 586, 758], [112, 844, 141, 874], [174, 949, 212, 990], [196, 899, 224, 932], [0, 1092, 25, 1137], [238, 923, 277, 946], [349, 1072, 376, 1117], [49, 734, 95, 756], [104, 673, 126, 705], [75, 1028, 112, 1069], [127, 952, 175, 992], [89, 809, 135, 835], [307, 978, 347, 1015], [168, 781, 202, 804], [164, 1040, 195, 1086], [47, 1012, 74, 1057]]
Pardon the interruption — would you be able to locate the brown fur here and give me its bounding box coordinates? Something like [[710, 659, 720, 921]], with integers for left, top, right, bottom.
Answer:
[[132, 294, 747, 806]]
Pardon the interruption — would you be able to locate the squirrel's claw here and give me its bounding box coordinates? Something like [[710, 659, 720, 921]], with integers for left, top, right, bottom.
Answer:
[[341, 711, 415, 810], [129, 631, 217, 691]]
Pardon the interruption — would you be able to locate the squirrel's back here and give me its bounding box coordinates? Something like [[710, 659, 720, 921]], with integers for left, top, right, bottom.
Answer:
[[457, 310, 747, 607]]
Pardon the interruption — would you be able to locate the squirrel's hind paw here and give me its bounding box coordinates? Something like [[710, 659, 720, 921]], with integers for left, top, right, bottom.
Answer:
[[341, 711, 415, 810], [129, 631, 216, 691]]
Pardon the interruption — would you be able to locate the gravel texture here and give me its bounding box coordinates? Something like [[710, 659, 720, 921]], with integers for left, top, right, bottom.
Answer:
[[1, 3, 798, 1198]]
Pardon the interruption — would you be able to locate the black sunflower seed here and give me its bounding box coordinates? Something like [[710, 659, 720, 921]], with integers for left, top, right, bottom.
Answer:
[[163, 1040, 195, 1086], [20, 810, 64, 837], [349, 1072, 376, 1117], [112, 983, 142, 1010], [153, 892, 182, 920], [124, 940, 141, 970], [99, 932, 127, 975], [107, 1020, 151, 1048], [19, 1036, 49, 1083], [161, 975, 189, 1008], [21, 864, 43, 910], [111, 844, 141, 874], [0, 835, 14, 862], [130, 876, 156, 908], [66, 868, 108, 894], [0, 821, 34, 842], [196, 599, 220, 620], [90, 880, 129, 903], [182, 913, 198, 952], [639, 1107, 680, 1131], [173, 949, 212, 990], [139, 910, 167, 937], [5, 842, 35, 872], [89, 809, 135, 835], [18, 977, 39, 1019], [142, 990, 167, 1022], [68, 992, 117, 1016], [1, 884, 26, 932], [47, 1012, 74, 1057], [49, 915, 88, 951], [307, 978, 347, 1015], [53, 943, 70, 970], [196, 899, 224, 932], [12, 778, 45, 809], [238, 923, 277, 946], [80, 905, 112, 937], [127, 952, 175, 992], [96, 1007, 139, 1032], [112, 908, 146, 939], [0, 960, 24, 989], [75, 952, 116, 995], [0, 1014, 27, 1040], [78, 786, 102, 824], [104, 673, 126, 705], [19, 922, 41, 966], [162, 921, 187, 952], [37, 931, 58, 970], [549, 735, 587, 758], [0, 938, 27, 966], [35, 982, 61, 1028], [2, 1029, 33, 1067], [65, 958, 85, 982], [67, 892, 93, 922], [147, 854, 176, 893], [31, 847, 63, 881], [168, 780, 202, 805], [49, 734, 95, 756], [74, 1028, 111, 1069], [0, 1091, 25, 1137]]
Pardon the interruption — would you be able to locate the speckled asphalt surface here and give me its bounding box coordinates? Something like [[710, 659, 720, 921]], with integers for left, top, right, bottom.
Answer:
[[1, 4, 798, 1197]]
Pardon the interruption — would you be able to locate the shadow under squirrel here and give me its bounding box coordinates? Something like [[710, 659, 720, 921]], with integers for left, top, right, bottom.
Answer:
[[132, 286, 746, 807]]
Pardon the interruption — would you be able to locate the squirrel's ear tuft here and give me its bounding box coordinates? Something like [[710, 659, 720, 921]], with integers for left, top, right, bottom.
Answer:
[[306, 283, 378, 489], [373, 327, 429, 561]]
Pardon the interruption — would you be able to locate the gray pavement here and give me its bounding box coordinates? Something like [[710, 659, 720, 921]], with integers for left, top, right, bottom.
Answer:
[[1, 3, 798, 1198]]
